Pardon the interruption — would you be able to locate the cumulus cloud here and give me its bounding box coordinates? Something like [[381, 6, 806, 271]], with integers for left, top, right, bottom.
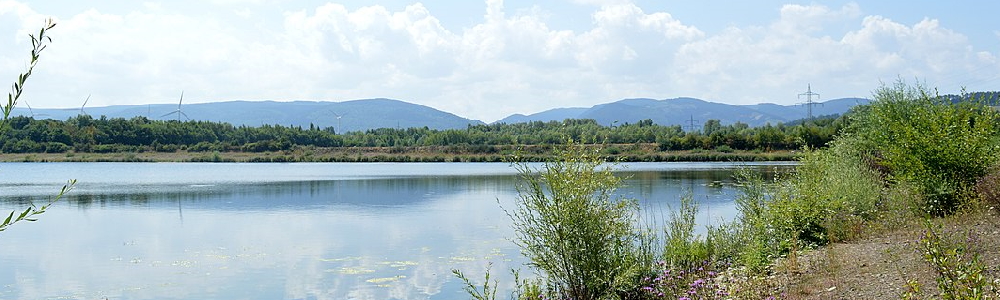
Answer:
[[671, 3, 996, 104], [0, 0, 997, 122]]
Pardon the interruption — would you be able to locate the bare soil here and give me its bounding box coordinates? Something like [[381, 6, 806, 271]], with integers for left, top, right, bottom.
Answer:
[[775, 210, 1000, 299]]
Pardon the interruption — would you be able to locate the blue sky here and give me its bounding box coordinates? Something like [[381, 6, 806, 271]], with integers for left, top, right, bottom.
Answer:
[[1, 0, 998, 122]]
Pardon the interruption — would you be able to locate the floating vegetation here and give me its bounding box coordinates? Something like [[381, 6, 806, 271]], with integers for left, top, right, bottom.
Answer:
[[329, 266, 376, 275], [449, 255, 476, 262], [320, 256, 363, 262], [204, 254, 232, 260], [381, 260, 419, 270], [366, 275, 407, 287]]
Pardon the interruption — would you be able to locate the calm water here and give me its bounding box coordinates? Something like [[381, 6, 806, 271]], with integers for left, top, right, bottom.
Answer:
[[0, 162, 792, 300]]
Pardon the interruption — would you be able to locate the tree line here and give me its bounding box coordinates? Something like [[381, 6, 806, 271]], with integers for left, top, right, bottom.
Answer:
[[0, 113, 848, 154]]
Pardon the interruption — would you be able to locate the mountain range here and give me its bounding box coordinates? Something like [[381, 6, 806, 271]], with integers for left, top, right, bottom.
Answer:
[[497, 97, 870, 127], [12, 97, 870, 132]]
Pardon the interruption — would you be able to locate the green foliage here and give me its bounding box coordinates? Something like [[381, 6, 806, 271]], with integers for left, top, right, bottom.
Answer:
[[507, 142, 645, 300], [916, 220, 999, 300], [0, 180, 75, 233], [2, 19, 55, 125], [511, 268, 548, 300], [2, 113, 848, 155], [729, 169, 782, 272], [662, 194, 712, 268], [724, 142, 888, 272], [847, 80, 1000, 215], [0, 19, 74, 234], [452, 263, 499, 300], [785, 143, 885, 242], [717, 80, 1000, 282]]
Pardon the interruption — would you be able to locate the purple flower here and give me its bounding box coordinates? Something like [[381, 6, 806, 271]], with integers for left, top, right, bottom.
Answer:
[[691, 279, 705, 287]]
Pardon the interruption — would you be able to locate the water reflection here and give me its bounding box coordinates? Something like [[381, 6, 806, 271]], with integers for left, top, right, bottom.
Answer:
[[0, 162, 792, 300], [57, 175, 520, 211]]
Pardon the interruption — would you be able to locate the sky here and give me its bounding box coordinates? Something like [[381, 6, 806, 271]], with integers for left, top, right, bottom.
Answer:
[[1, 0, 998, 122]]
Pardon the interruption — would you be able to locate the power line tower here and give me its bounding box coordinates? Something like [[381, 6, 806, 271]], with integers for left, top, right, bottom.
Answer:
[[798, 84, 822, 119], [684, 115, 700, 132]]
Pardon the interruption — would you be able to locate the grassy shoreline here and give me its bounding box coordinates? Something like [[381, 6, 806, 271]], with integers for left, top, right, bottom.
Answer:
[[0, 144, 799, 162]]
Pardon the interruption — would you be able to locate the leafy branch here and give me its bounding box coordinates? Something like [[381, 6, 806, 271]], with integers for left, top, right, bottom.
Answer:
[[0, 18, 73, 233], [2, 18, 56, 125], [0, 180, 75, 232], [452, 263, 499, 300]]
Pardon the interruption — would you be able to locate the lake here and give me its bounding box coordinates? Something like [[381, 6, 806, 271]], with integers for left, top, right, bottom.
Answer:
[[0, 162, 793, 300]]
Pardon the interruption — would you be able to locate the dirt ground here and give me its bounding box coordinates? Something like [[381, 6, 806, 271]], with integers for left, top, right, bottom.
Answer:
[[775, 211, 1000, 299]]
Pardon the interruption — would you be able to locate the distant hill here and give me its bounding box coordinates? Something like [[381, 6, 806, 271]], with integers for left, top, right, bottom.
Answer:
[[11, 99, 484, 133], [499, 107, 589, 124], [495, 97, 871, 127], [14, 96, 877, 131]]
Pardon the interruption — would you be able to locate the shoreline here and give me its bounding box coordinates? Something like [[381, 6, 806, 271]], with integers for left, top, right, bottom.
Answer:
[[0, 145, 799, 163]]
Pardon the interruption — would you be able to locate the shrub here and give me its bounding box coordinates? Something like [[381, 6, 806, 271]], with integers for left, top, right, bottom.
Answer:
[[788, 143, 885, 242], [43, 142, 70, 153], [507, 143, 646, 300], [846, 80, 1000, 215], [662, 194, 712, 269], [714, 145, 734, 153], [725, 142, 889, 272]]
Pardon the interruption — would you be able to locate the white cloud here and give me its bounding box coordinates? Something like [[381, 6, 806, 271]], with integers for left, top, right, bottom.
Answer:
[[670, 3, 996, 104], [1, 1, 997, 122], [567, 0, 632, 6]]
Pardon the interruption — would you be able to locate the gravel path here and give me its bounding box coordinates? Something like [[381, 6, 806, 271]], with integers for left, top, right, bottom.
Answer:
[[776, 213, 1000, 299]]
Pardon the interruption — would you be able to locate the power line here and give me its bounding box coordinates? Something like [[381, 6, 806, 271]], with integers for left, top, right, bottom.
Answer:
[[684, 115, 700, 132], [798, 84, 822, 119]]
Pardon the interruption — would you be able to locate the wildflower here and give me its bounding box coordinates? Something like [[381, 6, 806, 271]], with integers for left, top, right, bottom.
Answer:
[[691, 279, 705, 287]]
